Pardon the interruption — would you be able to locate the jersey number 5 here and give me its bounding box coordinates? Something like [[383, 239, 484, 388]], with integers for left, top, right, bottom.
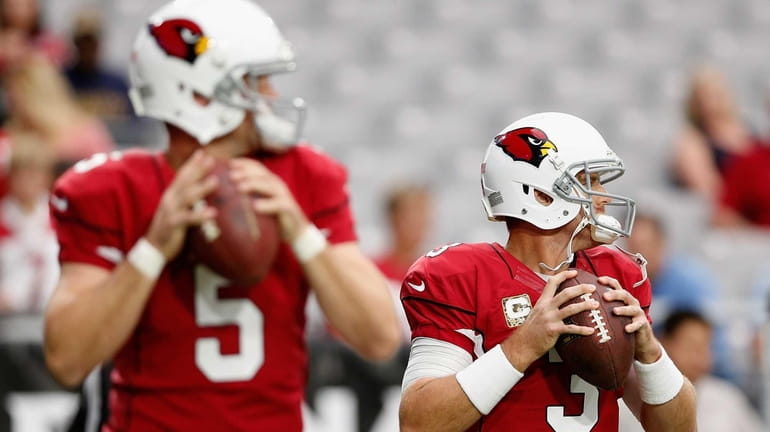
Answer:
[[194, 265, 264, 382]]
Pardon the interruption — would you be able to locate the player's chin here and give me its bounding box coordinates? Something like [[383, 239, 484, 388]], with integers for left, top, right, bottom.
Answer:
[[243, 132, 261, 152]]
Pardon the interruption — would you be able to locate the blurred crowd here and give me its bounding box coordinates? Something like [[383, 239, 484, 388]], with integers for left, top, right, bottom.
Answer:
[[0, 0, 125, 430], [0, 0, 769, 431], [0, 0, 124, 309]]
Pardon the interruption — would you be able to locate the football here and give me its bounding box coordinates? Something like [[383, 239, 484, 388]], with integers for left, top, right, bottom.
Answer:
[[554, 268, 635, 390], [186, 158, 280, 284]]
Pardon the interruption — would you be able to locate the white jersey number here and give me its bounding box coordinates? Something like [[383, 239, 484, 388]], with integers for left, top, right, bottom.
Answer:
[[425, 242, 462, 258], [545, 350, 600, 431], [73, 151, 123, 173], [194, 265, 264, 382]]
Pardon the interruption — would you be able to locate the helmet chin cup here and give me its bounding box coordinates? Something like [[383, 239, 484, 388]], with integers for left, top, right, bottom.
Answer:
[[591, 214, 622, 244], [255, 97, 306, 150]]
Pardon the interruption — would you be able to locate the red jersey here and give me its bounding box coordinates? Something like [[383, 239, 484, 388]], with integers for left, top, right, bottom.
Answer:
[[401, 242, 651, 432], [720, 144, 770, 227], [50, 146, 357, 431]]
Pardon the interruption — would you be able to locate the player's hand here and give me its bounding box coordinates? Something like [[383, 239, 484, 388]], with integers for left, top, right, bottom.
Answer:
[[145, 151, 218, 260], [229, 158, 309, 242], [501, 270, 598, 371], [599, 276, 662, 364]]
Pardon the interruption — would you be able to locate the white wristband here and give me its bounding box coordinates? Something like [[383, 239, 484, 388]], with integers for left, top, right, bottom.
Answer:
[[127, 238, 166, 280], [292, 225, 328, 263], [455, 344, 523, 415], [633, 346, 684, 405]]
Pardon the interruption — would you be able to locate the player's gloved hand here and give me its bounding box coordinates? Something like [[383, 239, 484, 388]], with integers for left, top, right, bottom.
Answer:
[[599, 276, 662, 364], [145, 150, 219, 260], [501, 270, 598, 371], [229, 158, 309, 243]]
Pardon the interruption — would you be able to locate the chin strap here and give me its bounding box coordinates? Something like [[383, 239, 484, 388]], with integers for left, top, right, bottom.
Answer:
[[539, 215, 589, 272], [612, 244, 649, 288]]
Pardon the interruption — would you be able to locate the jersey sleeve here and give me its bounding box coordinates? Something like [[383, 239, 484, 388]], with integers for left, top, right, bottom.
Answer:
[[580, 246, 652, 322], [629, 271, 653, 323], [50, 163, 124, 270], [400, 245, 479, 356], [300, 146, 356, 245]]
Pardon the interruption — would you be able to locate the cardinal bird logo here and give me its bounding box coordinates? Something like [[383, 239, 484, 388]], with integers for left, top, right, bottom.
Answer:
[[148, 19, 209, 63], [494, 127, 558, 168]]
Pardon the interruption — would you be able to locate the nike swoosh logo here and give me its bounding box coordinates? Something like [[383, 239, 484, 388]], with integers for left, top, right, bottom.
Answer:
[[407, 280, 426, 292], [50, 195, 68, 212]]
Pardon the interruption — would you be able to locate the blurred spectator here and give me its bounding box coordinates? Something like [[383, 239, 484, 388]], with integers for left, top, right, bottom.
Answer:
[[624, 212, 734, 381], [625, 212, 717, 317], [0, 0, 68, 70], [714, 143, 770, 228], [0, 134, 62, 432], [64, 9, 131, 120], [619, 310, 765, 432], [0, 0, 69, 124], [351, 183, 433, 431], [373, 183, 433, 339], [0, 134, 57, 313], [670, 65, 762, 204], [0, 129, 12, 197], [660, 310, 764, 432], [2, 55, 113, 174], [748, 274, 770, 422]]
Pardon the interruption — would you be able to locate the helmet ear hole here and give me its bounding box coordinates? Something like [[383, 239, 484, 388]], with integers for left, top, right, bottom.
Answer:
[[534, 189, 554, 206], [193, 91, 211, 107], [523, 184, 556, 206]]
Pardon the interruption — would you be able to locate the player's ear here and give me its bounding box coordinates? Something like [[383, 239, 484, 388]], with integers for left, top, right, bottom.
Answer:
[[534, 189, 553, 206], [193, 91, 211, 106]]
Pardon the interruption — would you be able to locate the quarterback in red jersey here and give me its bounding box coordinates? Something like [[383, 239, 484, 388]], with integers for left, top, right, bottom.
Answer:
[[399, 112, 696, 431], [43, 0, 400, 431]]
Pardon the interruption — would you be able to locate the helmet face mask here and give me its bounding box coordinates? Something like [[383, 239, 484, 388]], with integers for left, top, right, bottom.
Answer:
[[129, 0, 305, 147], [481, 112, 636, 240], [554, 159, 636, 238], [213, 62, 295, 110], [212, 64, 307, 149]]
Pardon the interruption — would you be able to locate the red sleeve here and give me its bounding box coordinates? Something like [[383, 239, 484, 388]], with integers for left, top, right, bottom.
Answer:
[[628, 273, 653, 323], [400, 244, 479, 356], [579, 246, 652, 322], [50, 161, 124, 270], [301, 146, 356, 245]]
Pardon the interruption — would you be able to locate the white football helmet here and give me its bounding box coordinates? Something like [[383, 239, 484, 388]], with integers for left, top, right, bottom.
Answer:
[[128, 0, 305, 147], [481, 112, 636, 241]]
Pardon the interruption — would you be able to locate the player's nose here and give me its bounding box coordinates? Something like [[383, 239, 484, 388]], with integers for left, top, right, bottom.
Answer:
[[591, 190, 611, 212]]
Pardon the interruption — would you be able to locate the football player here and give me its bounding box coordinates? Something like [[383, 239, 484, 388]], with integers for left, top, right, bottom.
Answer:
[[43, 0, 401, 430], [398, 112, 696, 431]]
